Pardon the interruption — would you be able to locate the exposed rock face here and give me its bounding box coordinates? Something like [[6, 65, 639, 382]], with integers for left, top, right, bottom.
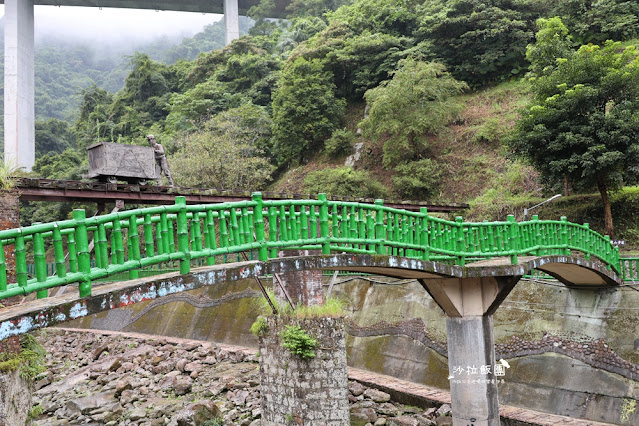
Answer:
[[29, 329, 454, 425], [0, 369, 32, 426]]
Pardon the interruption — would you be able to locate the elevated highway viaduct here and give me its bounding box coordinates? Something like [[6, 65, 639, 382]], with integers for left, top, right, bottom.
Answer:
[[1, 0, 290, 171]]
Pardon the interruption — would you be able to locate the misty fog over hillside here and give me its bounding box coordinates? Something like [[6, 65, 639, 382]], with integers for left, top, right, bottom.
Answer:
[[0, 6, 253, 122]]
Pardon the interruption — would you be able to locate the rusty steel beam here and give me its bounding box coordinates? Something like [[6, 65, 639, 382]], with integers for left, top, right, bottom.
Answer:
[[15, 178, 469, 212]]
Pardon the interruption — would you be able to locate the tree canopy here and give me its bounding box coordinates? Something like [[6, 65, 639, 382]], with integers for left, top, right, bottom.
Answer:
[[512, 37, 639, 236]]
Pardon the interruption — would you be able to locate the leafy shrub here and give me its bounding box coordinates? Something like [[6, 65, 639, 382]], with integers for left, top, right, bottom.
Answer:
[[250, 316, 269, 336], [304, 167, 388, 199], [324, 129, 355, 158], [281, 325, 317, 360], [391, 159, 442, 200], [472, 118, 503, 145], [0, 333, 46, 380], [361, 59, 467, 167], [272, 57, 345, 164]]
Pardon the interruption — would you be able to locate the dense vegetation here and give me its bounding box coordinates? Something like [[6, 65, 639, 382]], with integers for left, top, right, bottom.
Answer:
[[11, 0, 639, 240]]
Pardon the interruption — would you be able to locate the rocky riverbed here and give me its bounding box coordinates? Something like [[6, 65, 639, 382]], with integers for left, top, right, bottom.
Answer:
[[29, 329, 452, 425]]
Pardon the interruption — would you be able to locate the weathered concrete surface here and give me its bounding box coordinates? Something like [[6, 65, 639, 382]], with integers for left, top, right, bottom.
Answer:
[[0, 254, 623, 342], [0, 369, 32, 426], [259, 317, 349, 425], [446, 316, 499, 426]]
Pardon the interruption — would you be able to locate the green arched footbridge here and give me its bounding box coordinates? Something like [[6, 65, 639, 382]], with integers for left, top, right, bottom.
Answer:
[[0, 193, 632, 305]]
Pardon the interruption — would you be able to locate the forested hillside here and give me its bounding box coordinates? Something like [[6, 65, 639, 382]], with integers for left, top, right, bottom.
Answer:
[[15, 0, 639, 241]]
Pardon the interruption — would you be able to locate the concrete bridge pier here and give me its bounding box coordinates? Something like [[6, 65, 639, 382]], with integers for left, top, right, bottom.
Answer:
[[4, 0, 35, 171], [224, 0, 240, 45], [420, 275, 521, 426]]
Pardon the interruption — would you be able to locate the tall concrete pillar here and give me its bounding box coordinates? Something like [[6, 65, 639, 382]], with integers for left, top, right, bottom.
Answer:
[[4, 0, 35, 171], [224, 0, 240, 45], [446, 316, 499, 426], [419, 275, 521, 426]]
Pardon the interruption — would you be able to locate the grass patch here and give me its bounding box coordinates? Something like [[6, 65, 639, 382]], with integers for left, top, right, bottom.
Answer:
[[253, 289, 345, 319]]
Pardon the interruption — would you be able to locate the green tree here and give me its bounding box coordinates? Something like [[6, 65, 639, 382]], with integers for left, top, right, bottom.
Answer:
[[361, 59, 467, 167], [549, 0, 639, 45], [512, 41, 639, 237], [35, 119, 76, 158], [418, 0, 540, 87], [272, 57, 345, 163], [169, 104, 275, 189], [525, 17, 573, 78]]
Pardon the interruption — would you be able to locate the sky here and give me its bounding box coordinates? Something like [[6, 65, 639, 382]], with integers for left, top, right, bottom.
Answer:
[[0, 5, 223, 46]]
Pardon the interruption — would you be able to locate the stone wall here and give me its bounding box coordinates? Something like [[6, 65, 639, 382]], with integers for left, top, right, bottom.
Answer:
[[0, 191, 21, 360], [0, 190, 19, 284], [259, 316, 349, 425], [0, 369, 32, 426]]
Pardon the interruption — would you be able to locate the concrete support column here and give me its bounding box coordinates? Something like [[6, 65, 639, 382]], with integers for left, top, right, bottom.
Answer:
[[4, 0, 35, 171], [275, 250, 324, 306], [446, 315, 499, 426], [224, 0, 240, 45], [419, 275, 521, 426]]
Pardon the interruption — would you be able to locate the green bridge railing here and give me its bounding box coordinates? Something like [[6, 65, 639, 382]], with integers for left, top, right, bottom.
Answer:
[[0, 193, 624, 301]]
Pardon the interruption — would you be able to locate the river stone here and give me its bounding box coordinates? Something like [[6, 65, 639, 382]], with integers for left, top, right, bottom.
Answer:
[[349, 381, 366, 396], [351, 407, 377, 423], [435, 404, 451, 416], [365, 388, 391, 403], [377, 402, 400, 416], [435, 416, 453, 426], [389, 416, 419, 426], [66, 392, 116, 415], [175, 400, 220, 426], [128, 407, 147, 421]]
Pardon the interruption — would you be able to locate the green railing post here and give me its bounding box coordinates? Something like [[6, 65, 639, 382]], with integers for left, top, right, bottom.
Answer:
[[176, 196, 190, 275], [113, 218, 125, 265], [375, 200, 386, 255], [455, 217, 465, 266], [206, 210, 217, 266], [97, 223, 108, 269], [0, 242, 6, 293], [33, 224, 47, 299], [192, 212, 203, 253], [583, 223, 591, 260], [309, 204, 318, 239], [144, 214, 154, 258], [128, 215, 141, 280], [319, 193, 330, 254], [507, 215, 518, 265], [420, 207, 430, 261], [73, 209, 92, 298], [268, 206, 277, 259], [15, 232, 27, 288], [161, 212, 170, 254], [53, 225, 67, 279], [252, 193, 268, 261], [560, 216, 570, 255]]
